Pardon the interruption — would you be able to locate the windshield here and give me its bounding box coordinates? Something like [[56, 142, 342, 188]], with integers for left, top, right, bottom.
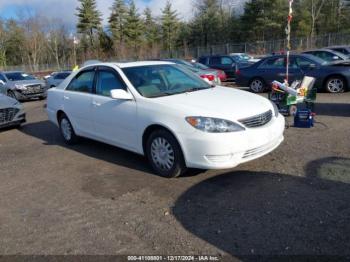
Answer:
[[5, 72, 36, 81], [122, 64, 211, 98]]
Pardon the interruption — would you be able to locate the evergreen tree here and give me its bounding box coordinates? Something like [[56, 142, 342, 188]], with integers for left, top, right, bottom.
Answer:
[[124, 0, 143, 56], [109, 0, 128, 45], [144, 7, 159, 48], [76, 0, 102, 47], [161, 1, 179, 55]]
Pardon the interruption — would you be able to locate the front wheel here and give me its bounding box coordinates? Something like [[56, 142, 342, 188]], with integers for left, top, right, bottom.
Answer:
[[325, 77, 346, 93], [59, 114, 79, 145], [249, 78, 265, 93], [146, 129, 187, 178]]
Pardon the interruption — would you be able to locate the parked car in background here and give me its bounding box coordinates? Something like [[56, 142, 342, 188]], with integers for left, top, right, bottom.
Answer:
[[236, 54, 350, 93], [0, 71, 47, 100], [191, 62, 227, 82], [198, 55, 253, 80], [0, 93, 26, 129], [327, 46, 350, 56], [158, 59, 221, 85], [46, 71, 72, 88], [230, 53, 261, 63], [302, 49, 350, 62], [47, 61, 285, 178]]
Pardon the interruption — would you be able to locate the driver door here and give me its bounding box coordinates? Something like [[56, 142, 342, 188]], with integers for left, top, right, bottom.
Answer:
[[91, 66, 138, 151]]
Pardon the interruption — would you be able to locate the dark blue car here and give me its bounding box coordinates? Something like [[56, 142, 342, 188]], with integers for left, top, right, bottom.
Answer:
[[236, 54, 350, 93]]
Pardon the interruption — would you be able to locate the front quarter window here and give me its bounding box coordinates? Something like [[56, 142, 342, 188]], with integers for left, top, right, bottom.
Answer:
[[66, 70, 95, 93]]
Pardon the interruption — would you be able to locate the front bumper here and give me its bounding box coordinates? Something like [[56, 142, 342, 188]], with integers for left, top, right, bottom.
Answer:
[[14, 89, 47, 100], [0, 112, 26, 129], [179, 114, 285, 169]]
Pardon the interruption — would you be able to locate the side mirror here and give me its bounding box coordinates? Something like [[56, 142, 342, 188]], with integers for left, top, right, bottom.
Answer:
[[110, 89, 133, 100], [0, 80, 5, 85]]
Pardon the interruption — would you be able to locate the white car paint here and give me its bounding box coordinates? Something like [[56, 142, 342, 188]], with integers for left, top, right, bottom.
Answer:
[[47, 61, 285, 170]]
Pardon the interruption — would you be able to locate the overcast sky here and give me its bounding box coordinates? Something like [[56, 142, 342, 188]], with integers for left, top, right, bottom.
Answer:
[[0, 0, 246, 28]]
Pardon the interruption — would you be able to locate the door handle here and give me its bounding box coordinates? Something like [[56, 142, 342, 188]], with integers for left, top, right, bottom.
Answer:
[[92, 101, 101, 107], [63, 95, 70, 100]]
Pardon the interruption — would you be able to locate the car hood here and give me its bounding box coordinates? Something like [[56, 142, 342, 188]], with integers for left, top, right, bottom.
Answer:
[[0, 94, 18, 108], [8, 79, 45, 86], [153, 86, 273, 121]]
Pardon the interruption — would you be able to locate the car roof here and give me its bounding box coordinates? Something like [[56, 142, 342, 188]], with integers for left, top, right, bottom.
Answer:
[[82, 61, 175, 69], [261, 53, 327, 64]]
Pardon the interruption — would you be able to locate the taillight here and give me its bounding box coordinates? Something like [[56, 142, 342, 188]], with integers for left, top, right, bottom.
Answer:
[[200, 74, 215, 81]]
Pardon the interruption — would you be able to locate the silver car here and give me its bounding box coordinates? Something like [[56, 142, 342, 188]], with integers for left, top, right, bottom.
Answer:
[[46, 71, 72, 88], [0, 71, 47, 101], [0, 93, 26, 129]]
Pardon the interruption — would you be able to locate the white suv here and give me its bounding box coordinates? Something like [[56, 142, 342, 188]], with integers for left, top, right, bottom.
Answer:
[[47, 61, 285, 178]]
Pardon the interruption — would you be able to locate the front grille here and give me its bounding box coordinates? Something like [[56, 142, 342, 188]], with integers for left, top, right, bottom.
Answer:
[[238, 110, 273, 128], [22, 84, 43, 94], [0, 108, 19, 124]]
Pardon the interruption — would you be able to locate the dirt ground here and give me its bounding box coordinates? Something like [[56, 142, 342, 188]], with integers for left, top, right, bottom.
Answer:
[[0, 89, 349, 260]]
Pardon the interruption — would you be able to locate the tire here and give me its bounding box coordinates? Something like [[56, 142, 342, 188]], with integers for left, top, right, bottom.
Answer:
[[249, 78, 266, 93], [38, 96, 46, 100], [146, 129, 187, 178], [58, 114, 79, 145], [325, 77, 346, 93], [7, 90, 17, 100]]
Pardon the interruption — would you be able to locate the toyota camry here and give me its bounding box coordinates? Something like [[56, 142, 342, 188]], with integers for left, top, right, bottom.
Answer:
[[47, 61, 285, 178]]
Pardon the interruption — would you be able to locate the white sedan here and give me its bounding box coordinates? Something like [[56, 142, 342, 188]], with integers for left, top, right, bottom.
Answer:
[[47, 61, 285, 178]]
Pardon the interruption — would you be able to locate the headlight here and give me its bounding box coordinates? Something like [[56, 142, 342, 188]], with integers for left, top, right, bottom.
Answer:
[[186, 116, 245, 133], [14, 84, 27, 90], [13, 101, 21, 106], [271, 101, 279, 117]]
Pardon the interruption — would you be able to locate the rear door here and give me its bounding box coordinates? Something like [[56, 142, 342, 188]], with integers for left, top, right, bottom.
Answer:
[[91, 66, 138, 150], [63, 68, 95, 136]]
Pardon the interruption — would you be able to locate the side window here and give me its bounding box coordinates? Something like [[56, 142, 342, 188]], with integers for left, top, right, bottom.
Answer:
[[55, 73, 70, 80], [209, 57, 220, 65], [314, 51, 335, 62], [96, 70, 126, 96], [221, 57, 233, 65], [66, 70, 95, 93], [259, 57, 285, 69], [0, 74, 6, 83], [295, 57, 313, 68]]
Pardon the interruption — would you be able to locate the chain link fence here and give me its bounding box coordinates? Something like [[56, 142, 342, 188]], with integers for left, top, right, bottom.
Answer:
[[1, 33, 350, 74], [163, 32, 350, 59]]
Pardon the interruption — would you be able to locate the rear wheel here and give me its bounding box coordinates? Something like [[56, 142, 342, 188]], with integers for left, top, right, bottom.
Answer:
[[59, 114, 79, 145], [146, 129, 187, 178], [325, 77, 346, 93], [249, 78, 265, 93]]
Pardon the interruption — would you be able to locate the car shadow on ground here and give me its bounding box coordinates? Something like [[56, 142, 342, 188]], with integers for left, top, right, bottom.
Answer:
[[19, 120, 154, 175], [172, 157, 350, 258], [314, 103, 350, 117]]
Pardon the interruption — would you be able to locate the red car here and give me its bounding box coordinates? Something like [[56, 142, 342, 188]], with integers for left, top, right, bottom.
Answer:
[[192, 62, 227, 82]]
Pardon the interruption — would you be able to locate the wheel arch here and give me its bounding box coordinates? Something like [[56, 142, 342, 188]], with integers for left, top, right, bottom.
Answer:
[[142, 124, 186, 160]]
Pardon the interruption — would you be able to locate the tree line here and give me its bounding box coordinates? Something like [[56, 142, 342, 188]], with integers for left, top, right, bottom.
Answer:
[[1, 0, 350, 70]]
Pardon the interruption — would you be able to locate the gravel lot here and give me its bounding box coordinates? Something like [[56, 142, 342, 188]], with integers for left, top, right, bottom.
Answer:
[[0, 89, 349, 260]]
